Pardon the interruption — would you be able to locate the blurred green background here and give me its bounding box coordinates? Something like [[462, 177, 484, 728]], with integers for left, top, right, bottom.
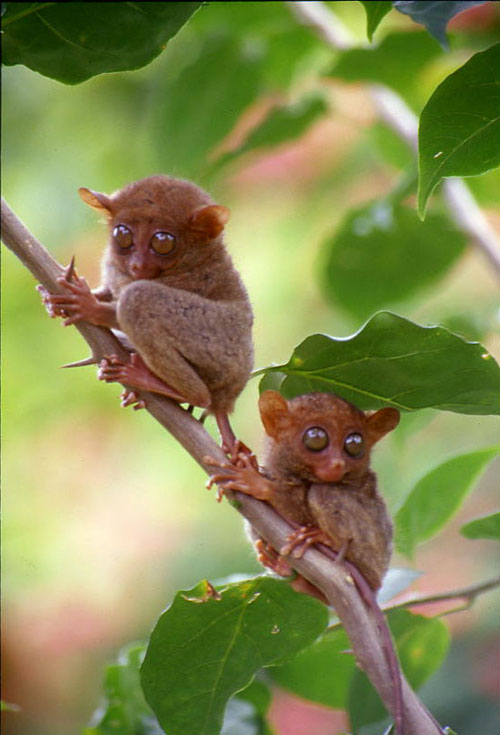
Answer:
[[2, 3, 499, 733]]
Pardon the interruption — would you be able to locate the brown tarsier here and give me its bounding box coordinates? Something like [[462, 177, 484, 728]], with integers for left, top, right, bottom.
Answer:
[[208, 390, 400, 593], [208, 391, 407, 733], [38, 175, 254, 452]]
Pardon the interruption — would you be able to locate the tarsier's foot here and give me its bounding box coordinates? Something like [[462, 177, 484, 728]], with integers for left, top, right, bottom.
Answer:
[[98, 353, 186, 402], [205, 450, 269, 503], [120, 389, 146, 411], [255, 539, 328, 603], [280, 524, 330, 559], [255, 539, 294, 577]]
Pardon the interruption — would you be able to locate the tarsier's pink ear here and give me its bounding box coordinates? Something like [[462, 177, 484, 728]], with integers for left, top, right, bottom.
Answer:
[[366, 407, 400, 444], [259, 390, 291, 439], [189, 204, 230, 239], [78, 187, 113, 216]]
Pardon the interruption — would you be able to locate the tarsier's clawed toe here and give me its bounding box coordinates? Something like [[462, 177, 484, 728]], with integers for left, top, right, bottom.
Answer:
[[98, 355, 127, 383], [255, 539, 294, 578], [120, 389, 146, 410]]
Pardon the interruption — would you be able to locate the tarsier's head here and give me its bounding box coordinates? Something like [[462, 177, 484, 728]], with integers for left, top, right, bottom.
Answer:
[[259, 391, 400, 483], [78, 175, 230, 280]]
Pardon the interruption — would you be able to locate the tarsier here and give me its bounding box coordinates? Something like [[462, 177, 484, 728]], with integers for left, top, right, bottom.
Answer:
[[208, 390, 406, 732], [208, 390, 400, 594], [38, 175, 254, 452]]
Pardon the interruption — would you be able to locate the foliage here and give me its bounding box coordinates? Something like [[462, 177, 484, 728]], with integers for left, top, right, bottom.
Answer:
[[2, 2, 499, 735], [418, 42, 500, 215], [258, 312, 499, 414], [1, 2, 202, 84], [460, 511, 500, 540]]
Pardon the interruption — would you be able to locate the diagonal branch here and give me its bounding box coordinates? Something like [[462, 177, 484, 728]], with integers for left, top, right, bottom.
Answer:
[[1, 198, 441, 734]]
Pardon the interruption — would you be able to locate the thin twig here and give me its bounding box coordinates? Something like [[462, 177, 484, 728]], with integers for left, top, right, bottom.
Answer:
[[383, 574, 500, 615], [2, 198, 441, 733], [286, 0, 500, 276]]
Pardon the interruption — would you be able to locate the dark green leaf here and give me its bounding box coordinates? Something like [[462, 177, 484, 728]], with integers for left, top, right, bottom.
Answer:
[[418, 43, 500, 216], [271, 627, 355, 709], [393, 1, 487, 46], [257, 312, 500, 415], [349, 610, 450, 732], [395, 447, 499, 557], [141, 577, 328, 735], [319, 201, 466, 320], [151, 32, 264, 179], [2, 2, 202, 85], [211, 92, 329, 173], [84, 643, 163, 735], [461, 511, 500, 540], [359, 1, 393, 41], [327, 31, 441, 102]]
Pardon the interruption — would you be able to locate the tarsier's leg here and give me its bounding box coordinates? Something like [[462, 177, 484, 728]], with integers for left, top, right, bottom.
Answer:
[[98, 353, 191, 404], [108, 281, 213, 408]]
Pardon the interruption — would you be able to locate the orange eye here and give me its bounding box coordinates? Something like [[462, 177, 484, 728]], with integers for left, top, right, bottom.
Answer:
[[113, 225, 133, 249], [151, 231, 176, 255], [303, 427, 329, 451], [344, 432, 364, 457]]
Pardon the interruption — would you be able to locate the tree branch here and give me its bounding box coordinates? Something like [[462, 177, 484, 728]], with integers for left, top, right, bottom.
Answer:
[[384, 574, 500, 616], [286, 0, 500, 276], [1, 198, 441, 734]]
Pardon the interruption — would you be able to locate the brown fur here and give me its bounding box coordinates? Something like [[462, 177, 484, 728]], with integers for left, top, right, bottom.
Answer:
[[258, 391, 399, 590], [82, 175, 253, 413]]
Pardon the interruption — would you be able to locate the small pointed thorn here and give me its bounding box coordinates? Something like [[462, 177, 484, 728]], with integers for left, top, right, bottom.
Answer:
[[60, 355, 98, 369], [65, 255, 76, 282]]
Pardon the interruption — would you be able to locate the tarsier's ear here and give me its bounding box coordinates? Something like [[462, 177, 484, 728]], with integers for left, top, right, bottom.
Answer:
[[366, 407, 400, 444], [189, 204, 230, 239], [259, 391, 291, 438], [78, 187, 113, 216]]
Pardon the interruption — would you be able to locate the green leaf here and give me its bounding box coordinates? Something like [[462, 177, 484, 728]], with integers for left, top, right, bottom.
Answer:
[[359, 1, 393, 41], [210, 92, 329, 174], [349, 610, 450, 732], [319, 201, 466, 320], [257, 312, 500, 415], [270, 627, 355, 709], [461, 511, 500, 540], [393, 1, 487, 46], [327, 31, 441, 102], [84, 643, 163, 735], [418, 43, 500, 216], [150, 32, 264, 178], [140, 577, 328, 735], [2, 2, 202, 85], [395, 446, 499, 557]]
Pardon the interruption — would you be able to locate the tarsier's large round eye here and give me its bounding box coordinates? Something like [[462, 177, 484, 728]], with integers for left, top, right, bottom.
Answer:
[[303, 426, 329, 451], [344, 432, 364, 457], [113, 224, 133, 249], [151, 231, 176, 255]]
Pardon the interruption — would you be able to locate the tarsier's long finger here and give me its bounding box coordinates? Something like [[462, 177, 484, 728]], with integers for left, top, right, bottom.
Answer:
[[62, 313, 84, 326], [56, 277, 88, 294], [42, 293, 79, 305]]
